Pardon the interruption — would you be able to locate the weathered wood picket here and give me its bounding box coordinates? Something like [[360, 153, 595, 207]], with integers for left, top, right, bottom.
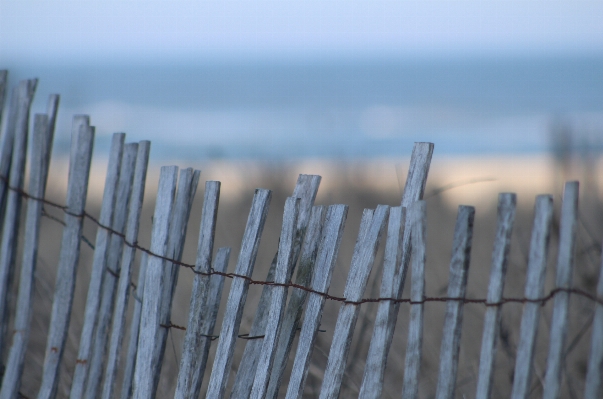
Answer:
[[0, 71, 602, 399]]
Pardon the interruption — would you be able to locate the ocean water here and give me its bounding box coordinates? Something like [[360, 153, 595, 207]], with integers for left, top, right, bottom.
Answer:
[[3, 55, 603, 160]]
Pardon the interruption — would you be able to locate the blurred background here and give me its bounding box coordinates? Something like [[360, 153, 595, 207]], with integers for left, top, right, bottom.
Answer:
[[3, 1, 603, 397]]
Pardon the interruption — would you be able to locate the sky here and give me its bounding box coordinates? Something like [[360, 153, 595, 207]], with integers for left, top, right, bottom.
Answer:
[[2, 1, 603, 63]]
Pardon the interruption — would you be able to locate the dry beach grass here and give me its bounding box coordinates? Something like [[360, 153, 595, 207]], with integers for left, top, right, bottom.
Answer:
[[14, 154, 603, 398]]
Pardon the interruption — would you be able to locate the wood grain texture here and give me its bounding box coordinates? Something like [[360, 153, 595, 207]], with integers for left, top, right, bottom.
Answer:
[[85, 142, 139, 399], [435, 205, 475, 399], [319, 205, 389, 399], [152, 168, 200, 393], [358, 206, 405, 399], [265, 206, 326, 399], [206, 189, 272, 399], [175, 181, 221, 399], [132, 166, 179, 399], [585, 244, 603, 399], [510, 195, 553, 399], [38, 116, 94, 399], [0, 112, 54, 399], [0, 79, 38, 358], [175, 247, 230, 399], [230, 175, 321, 399], [543, 182, 578, 399], [101, 141, 150, 399], [249, 197, 301, 398], [285, 204, 348, 399], [401, 201, 427, 399], [0, 86, 18, 210], [69, 133, 124, 399], [475, 193, 516, 399]]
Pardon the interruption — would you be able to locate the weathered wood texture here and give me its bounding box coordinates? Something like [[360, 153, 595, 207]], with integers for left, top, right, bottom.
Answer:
[[510, 195, 554, 399], [69, 133, 125, 399], [400, 201, 427, 399], [319, 205, 389, 399], [85, 142, 139, 399], [0, 110, 55, 399], [358, 205, 405, 399], [38, 116, 94, 399], [249, 197, 301, 398], [474, 193, 516, 399], [435, 205, 475, 399], [175, 245, 230, 399], [543, 182, 578, 399], [265, 206, 326, 399], [205, 189, 272, 399], [132, 166, 179, 399], [285, 204, 348, 399], [152, 168, 200, 393], [0, 79, 37, 357], [230, 174, 321, 399], [102, 141, 150, 399], [174, 180, 221, 399]]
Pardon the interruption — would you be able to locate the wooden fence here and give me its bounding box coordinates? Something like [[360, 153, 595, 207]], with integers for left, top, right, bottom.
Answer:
[[0, 74, 602, 399]]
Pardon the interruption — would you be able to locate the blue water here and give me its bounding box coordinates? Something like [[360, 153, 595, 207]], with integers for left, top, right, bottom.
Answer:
[[4, 55, 603, 160]]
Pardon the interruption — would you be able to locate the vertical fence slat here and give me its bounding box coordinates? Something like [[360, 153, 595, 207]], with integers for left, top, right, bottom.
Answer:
[[205, 188, 272, 399], [510, 195, 554, 399], [358, 205, 405, 399], [38, 116, 94, 399], [152, 168, 200, 393], [265, 205, 326, 399], [0, 112, 54, 399], [249, 197, 301, 398], [543, 182, 578, 399], [319, 205, 389, 399], [132, 166, 179, 399], [230, 175, 321, 399], [0, 79, 37, 358], [435, 205, 475, 399], [69, 133, 124, 399], [401, 201, 427, 399], [175, 245, 230, 399], [120, 251, 149, 399], [84, 142, 139, 399], [174, 180, 221, 399], [285, 204, 348, 399], [101, 141, 150, 399], [474, 193, 517, 399], [585, 242, 603, 399]]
